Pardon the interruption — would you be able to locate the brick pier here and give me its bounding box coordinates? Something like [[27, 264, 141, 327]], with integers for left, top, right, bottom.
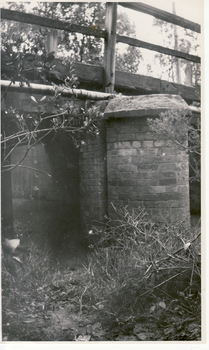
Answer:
[[79, 94, 190, 232]]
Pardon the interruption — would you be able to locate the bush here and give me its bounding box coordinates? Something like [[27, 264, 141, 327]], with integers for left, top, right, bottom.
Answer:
[[86, 205, 201, 340]]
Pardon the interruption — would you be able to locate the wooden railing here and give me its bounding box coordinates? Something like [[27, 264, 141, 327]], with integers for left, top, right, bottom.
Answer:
[[1, 2, 201, 102], [118, 2, 200, 32]]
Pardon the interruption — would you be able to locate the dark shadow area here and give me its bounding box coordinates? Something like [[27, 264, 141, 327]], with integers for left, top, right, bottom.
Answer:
[[11, 131, 88, 264]]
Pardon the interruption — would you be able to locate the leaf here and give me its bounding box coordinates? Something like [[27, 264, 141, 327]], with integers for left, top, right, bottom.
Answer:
[[150, 305, 156, 313], [30, 96, 38, 104], [136, 332, 147, 341], [184, 242, 191, 251], [12, 256, 23, 267], [52, 117, 62, 126], [40, 95, 46, 102], [46, 52, 55, 62], [24, 53, 35, 62], [2, 238, 20, 254], [158, 301, 166, 309], [75, 334, 91, 341]]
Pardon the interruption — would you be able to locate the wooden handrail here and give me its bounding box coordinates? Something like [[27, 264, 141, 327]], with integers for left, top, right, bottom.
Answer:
[[117, 35, 200, 63], [119, 2, 201, 33], [1, 7, 200, 64], [0, 8, 106, 38], [1, 5, 201, 99]]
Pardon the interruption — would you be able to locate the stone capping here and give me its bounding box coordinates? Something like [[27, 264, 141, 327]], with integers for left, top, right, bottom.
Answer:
[[104, 94, 189, 119]]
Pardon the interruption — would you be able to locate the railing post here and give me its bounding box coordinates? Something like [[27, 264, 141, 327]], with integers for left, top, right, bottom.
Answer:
[[104, 2, 117, 93], [47, 29, 58, 56]]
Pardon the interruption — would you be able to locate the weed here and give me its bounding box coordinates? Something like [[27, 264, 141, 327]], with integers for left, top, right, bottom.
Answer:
[[2, 214, 201, 341], [86, 205, 201, 340]]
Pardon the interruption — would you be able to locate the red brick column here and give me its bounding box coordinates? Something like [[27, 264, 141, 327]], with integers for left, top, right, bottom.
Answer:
[[104, 95, 190, 224]]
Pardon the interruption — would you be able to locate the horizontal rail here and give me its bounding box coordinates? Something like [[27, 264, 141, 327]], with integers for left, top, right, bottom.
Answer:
[[119, 2, 201, 33], [0, 57, 200, 103], [0, 8, 106, 38], [117, 35, 201, 63], [1, 80, 200, 113], [1, 8, 200, 64], [0, 80, 112, 100], [70, 62, 199, 103]]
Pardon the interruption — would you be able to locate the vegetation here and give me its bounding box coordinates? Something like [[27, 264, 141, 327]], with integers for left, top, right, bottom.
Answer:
[[147, 108, 201, 184], [86, 205, 201, 341], [2, 208, 201, 341], [1, 1, 142, 173], [2, 221, 92, 341], [1, 1, 142, 73]]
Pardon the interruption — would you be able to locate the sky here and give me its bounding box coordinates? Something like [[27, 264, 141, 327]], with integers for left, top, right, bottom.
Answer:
[[124, 0, 203, 23], [118, 0, 202, 41]]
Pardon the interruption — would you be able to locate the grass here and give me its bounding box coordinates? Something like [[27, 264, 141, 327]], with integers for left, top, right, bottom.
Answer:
[[2, 222, 91, 341], [85, 205, 201, 340], [1, 209, 201, 341]]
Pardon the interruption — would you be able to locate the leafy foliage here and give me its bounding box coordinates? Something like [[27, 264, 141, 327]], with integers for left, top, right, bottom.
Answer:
[[1, 41, 104, 174], [1, 1, 145, 173], [1, 2, 142, 72], [116, 45, 143, 74], [147, 108, 201, 183], [1, 96, 102, 173]]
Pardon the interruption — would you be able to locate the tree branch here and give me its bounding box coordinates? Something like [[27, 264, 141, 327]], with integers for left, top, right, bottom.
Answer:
[[2, 164, 52, 177]]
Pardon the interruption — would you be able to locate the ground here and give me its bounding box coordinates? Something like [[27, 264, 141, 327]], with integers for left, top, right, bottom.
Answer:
[[2, 243, 108, 342], [2, 209, 201, 342]]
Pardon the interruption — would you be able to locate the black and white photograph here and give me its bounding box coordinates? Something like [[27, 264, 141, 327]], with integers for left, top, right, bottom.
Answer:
[[1, 0, 205, 345]]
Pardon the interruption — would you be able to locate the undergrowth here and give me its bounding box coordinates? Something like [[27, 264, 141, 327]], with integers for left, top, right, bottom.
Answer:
[[2, 209, 201, 341], [2, 222, 90, 341], [86, 205, 201, 341]]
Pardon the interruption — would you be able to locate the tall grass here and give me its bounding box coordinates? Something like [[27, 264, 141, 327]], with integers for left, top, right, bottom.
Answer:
[[86, 205, 201, 340]]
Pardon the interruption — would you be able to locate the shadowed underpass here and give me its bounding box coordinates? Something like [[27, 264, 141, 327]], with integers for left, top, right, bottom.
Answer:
[[13, 198, 88, 268]]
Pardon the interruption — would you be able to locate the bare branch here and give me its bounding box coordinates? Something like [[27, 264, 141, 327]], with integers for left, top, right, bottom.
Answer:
[[2, 164, 52, 177]]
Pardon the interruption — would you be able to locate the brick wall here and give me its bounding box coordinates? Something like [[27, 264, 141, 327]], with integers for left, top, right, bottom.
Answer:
[[106, 116, 190, 222]]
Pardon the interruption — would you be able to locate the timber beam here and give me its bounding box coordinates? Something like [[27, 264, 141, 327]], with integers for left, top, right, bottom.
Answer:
[[118, 2, 201, 33], [72, 63, 200, 103], [1, 8, 106, 38]]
